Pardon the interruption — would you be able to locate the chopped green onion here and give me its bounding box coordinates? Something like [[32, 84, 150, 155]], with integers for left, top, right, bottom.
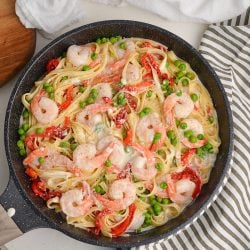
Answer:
[[153, 132, 161, 143], [160, 182, 167, 189], [190, 93, 198, 102], [105, 159, 112, 167]]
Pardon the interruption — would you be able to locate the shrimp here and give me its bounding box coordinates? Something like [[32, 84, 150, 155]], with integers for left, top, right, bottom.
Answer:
[[126, 63, 141, 83], [97, 135, 127, 169], [60, 182, 93, 217], [127, 209, 145, 231], [96, 179, 136, 211], [95, 83, 113, 104], [73, 142, 114, 171], [67, 45, 92, 67], [180, 119, 206, 148], [31, 91, 59, 125], [163, 93, 194, 128], [167, 176, 195, 205], [136, 113, 166, 149], [114, 39, 136, 60], [130, 143, 157, 181], [41, 153, 74, 170], [76, 103, 112, 127], [23, 147, 49, 167]]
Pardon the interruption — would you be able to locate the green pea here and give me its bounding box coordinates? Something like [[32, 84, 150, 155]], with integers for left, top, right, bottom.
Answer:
[[124, 146, 131, 153], [178, 63, 186, 71], [176, 90, 182, 96], [38, 157, 45, 164], [184, 129, 193, 138], [176, 71, 185, 79], [59, 141, 70, 148], [119, 42, 126, 49], [20, 135, 25, 141], [175, 119, 181, 127], [49, 92, 54, 99], [17, 140, 24, 149], [153, 203, 162, 215], [171, 137, 178, 146], [153, 132, 161, 143], [23, 110, 29, 118], [164, 87, 174, 97], [181, 78, 189, 86], [162, 198, 171, 204], [82, 65, 91, 71], [150, 199, 157, 206], [101, 37, 108, 43], [46, 86, 54, 93], [43, 82, 50, 89], [116, 36, 122, 41], [190, 93, 198, 102], [186, 72, 195, 80], [18, 128, 25, 135], [139, 196, 146, 202], [90, 88, 99, 99], [189, 135, 198, 143], [86, 97, 94, 104], [165, 61, 169, 68], [162, 79, 169, 85], [19, 148, 26, 156], [62, 76, 68, 80], [144, 217, 152, 226], [79, 101, 86, 109], [79, 86, 86, 93], [105, 159, 112, 167], [161, 84, 168, 91], [94, 185, 102, 193], [208, 148, 214, 154], [143, 107, 152, 115], [157, 149, 165, 158], [144, 212, 151, 220], [22, 123, 29, 131], [110, 37, 117, 44], [204, 142, 213, 150], [91, 52, 98, 60], [160, 182, 167, 189], [96, 38, 102, 44], [155, 162, 164, 171], [147, 207, 154, 215], [174, 60, 182, 67], [197, 148, 205, 158], [146, 90, 153, 98], [148, 195, 156, 201], [208, 116, 214, 124], [70, 143, 78, 151], [197, 134, 204, 140], [179, 122, 187, 129], [156, 197, 163, 203], [167, 130, 175, 139], [35, 128, 43, 134]]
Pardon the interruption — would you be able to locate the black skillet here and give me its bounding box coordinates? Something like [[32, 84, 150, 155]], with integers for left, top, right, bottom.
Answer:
[[0, 20, 233, 248]]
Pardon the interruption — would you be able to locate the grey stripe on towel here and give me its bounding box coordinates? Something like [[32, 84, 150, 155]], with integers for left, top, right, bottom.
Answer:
[[135, 8, 250, 250]]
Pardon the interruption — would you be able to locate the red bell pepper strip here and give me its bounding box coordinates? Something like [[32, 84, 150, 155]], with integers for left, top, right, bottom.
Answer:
[[102, 97, 112, 104], [64, 116, 70, 127], [181, 149, 196, 167], [124, 93, 137, 110], [122, 81, 153, 93], [169, 77, 175, 87], [46, 58, 59, 72], [113, 107, 128, 128], [141, 41, 153, 48], [141, 53, 161, 76], [171, 167, 202, 199], [94, 209, 112, 235], [58, 86, 74, 112], [111, 203, 136, 237], [123, 128, 133, 145], [25, 167, 38, 180]]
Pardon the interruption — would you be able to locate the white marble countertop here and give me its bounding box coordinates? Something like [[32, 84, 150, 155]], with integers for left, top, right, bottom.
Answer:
[[0, 1, 208, 249]]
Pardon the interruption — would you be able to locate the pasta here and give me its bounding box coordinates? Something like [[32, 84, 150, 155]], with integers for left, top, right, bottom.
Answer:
[[17, 36, 220, 237]]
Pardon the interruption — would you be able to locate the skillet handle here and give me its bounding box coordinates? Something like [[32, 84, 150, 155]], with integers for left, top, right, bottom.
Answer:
[[0, 175, 51, 233]]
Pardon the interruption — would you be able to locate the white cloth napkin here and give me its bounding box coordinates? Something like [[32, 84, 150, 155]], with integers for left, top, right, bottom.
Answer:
[[15, 0, 85, 38]]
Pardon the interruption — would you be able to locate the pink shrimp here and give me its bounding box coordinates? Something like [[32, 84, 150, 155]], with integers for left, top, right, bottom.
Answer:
[[75, 103, 112, 127], [31, 91, 59, 125], [96, 179, 136, 211], [23, 147, 49, 167], [130, 143, 157, 181], [73, 142, 114, 171], [163, 93, 194, 128], [67, 45, 92, 67], [122, 81, 153, 94], [60, 182, 94, 218], [125, 63, 141, 83], [180, 119, 206, 148]]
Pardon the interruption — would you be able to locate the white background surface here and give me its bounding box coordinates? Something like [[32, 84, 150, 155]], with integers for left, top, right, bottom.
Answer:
[[0, 1, 207, 249]]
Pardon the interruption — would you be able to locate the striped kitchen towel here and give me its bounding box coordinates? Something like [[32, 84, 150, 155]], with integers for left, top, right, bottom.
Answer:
[[136, 8, 250, 250]]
